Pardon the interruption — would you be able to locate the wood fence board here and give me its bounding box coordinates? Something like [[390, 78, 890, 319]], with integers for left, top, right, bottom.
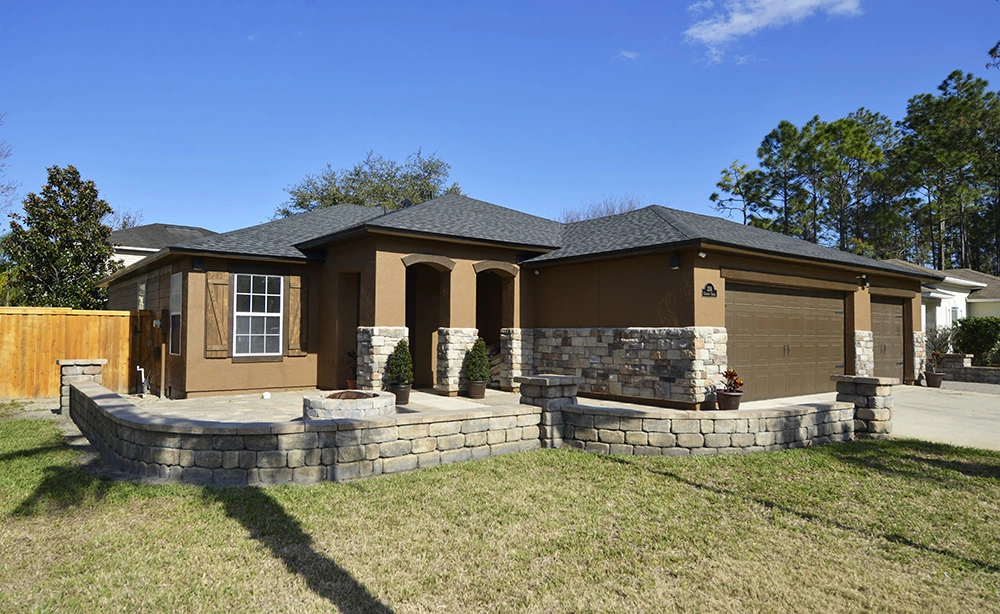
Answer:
[[0, 308, 135, 399]]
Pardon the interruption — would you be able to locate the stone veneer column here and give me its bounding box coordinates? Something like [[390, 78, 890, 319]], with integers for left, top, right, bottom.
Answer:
[[516, 374, 578, 449], [499, 328, 535, 391], [356, 327, 408, 391], [57, 359, 107, 414], [436, 328, 479, 395], [854, 331, 875, 377], [912, 330, 926, 381]]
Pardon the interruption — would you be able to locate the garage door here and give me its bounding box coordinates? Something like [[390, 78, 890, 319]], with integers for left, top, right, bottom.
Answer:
[[726, 283, 845, 401], [871, 297, 905, 380]]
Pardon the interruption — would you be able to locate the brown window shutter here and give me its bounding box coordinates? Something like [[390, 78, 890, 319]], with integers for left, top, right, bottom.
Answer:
[[204, 271, 230, 358], [287, 275, 308, 356]]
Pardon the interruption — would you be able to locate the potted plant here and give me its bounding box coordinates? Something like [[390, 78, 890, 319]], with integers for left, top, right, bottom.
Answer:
[[345, 351, 358, 389], [385, 339, 413, 405], [465, 337, 490, 399], [716, 368, 744, 410], [925, 350, 944, 388]]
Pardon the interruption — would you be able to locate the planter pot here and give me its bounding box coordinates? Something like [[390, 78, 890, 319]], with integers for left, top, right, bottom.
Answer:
[[346, 379, 358, 390], [925, 372, 944, 388], [387, 383, 411, 405], [716, 390, 744, 411], [467, 380, 487, 399]]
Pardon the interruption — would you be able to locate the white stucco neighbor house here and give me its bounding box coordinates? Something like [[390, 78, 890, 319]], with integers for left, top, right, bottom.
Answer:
[[885, 260, 1000, 330], [109, 224, 216, 268]]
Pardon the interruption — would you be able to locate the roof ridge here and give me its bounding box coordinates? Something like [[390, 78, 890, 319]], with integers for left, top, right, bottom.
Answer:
[[648, 205, 698, 241]]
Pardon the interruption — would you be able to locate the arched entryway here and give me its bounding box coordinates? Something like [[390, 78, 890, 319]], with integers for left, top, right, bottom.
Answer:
[[474, 261, 517, 388], [403, 255, 454, 388]]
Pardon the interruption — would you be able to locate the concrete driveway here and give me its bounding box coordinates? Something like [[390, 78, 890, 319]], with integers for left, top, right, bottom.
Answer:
[[892, 381, 1000, 451]]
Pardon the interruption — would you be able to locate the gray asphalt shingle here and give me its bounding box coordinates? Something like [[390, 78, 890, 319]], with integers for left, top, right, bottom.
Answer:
[[110, 223, 216, 249]]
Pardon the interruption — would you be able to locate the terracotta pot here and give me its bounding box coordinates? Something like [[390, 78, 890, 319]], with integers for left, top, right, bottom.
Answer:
[[387, 383, 411, 405], [346, 379, 358, 390], [467, 380, 487, 399], [716, 390, 743, 410], [925, 372, 944, 388]]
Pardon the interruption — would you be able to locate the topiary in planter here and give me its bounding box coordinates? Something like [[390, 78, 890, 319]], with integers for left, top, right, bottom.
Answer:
[[465, 337, 490, 399], [386, 338, 413, 385]]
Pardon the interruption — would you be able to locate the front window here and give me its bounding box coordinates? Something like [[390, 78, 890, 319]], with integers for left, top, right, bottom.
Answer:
[[234, 274, 283, 356], [169, 273, 182, 355]]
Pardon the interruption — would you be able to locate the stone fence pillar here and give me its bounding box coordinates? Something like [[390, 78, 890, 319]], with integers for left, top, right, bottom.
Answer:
[[831, 375, 898, 440], [516, 374, 578, 449], [58, 359, 107, 414], [938, 353, 972, 375]]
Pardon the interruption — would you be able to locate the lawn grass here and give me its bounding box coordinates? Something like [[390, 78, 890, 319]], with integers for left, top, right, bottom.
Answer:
[[1, 417, 999, 613]]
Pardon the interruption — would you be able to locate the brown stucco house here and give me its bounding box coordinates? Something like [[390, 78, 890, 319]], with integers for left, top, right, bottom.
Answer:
[[101, 194, 935, 407]]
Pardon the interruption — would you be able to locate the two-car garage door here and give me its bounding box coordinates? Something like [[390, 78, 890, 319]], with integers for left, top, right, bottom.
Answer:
[[725, 283, 845, 402]]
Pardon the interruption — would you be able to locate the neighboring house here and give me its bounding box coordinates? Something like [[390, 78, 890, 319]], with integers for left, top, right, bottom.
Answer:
[[100, 195, 932, 405], [884, 260, 986, 331], [944, 269, 1000, 319], [110, 223, 216, 268]]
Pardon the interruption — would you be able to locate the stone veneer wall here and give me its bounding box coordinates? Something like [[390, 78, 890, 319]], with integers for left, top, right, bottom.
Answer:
[[832, 375, 897, 440], [356, 327, 408, 390], [58, 359, 108, 414], [938, 353, 1000, 383], [854, 331, 875, 377], [435, 328, 479, 395], [499, 328, 534, 391], [530, 327, 728, 406], [913, 331, 926, 381], [69, 381, 541, 487]]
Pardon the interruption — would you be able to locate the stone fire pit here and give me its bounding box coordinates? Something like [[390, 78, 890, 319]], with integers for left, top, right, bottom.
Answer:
[[303, 390, 396, 420]]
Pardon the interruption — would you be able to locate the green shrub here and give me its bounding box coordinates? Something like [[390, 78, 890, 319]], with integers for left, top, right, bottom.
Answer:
[[386, 339, 413, 385], [465, 337, 490, 382], [953, 317, 1000, 365]]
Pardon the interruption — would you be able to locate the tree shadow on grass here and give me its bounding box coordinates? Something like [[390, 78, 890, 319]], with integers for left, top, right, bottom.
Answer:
[[9, 458, 116, 517], [811, 439, 1000, 486], [204, 486, 394, 614], [599, 453, 1000, 575]]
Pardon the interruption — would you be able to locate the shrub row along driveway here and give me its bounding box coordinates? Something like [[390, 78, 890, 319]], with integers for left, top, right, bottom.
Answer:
[[893, 381, 1000, 451]]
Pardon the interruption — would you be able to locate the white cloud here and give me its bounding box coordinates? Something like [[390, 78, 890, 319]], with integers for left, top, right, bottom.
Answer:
[[616, 50, 640, 60], [685, 0, 861, 61]]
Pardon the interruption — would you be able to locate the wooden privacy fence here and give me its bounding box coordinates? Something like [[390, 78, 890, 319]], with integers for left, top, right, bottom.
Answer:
[[0, 307, 134, 399]]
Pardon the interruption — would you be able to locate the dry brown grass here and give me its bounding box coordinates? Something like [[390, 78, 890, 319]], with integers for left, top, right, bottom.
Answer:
[[1, 418, 999, 613]]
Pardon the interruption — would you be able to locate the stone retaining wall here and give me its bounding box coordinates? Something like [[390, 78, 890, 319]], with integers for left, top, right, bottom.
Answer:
[[58, 359, 107, 414], [832, 375, 897, 440], [938, 353, 1000, 384], [69, 381, 540, 487], [530, 327, 728, 408]]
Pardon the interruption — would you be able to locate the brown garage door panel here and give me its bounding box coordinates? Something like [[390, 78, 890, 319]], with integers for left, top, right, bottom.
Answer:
[[871, 297, 904, 381], [726, 283, 846, 401]]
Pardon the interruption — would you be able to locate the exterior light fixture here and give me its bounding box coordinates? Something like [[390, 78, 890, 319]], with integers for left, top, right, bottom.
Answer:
[[669, 254, 681, 270], [858, 274, 870, 288], [698, 251, 707, 259]]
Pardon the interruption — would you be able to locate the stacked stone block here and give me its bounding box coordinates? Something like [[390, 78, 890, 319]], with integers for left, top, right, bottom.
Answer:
[[831, 375, 897, 440], [854, 331, 875, 377], [356, 327, 408, 390], [515, 374, 578, 448], [531, 327, 727, 407], [500, 328, 535, 391], [69, 380, 541, 487], [57, 359, 107, 414], [938, 353, 1000, 383], [435, 327, 479, 395]]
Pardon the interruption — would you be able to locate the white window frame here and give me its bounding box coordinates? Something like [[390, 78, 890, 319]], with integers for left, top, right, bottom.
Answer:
[[232, 273, 284, 357], [169, 273, 182, 355]]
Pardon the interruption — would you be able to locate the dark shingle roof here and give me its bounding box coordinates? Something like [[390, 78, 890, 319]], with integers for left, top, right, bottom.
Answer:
[[944, 268, 1000, 299], [175, 205, 383, 259], [525, 205, 930, 278], [298, 194, 564, 250], [110, 223, 216, 249]]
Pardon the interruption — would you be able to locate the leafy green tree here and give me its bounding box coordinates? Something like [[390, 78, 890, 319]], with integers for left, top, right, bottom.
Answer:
[[275, 149, 463, 217], [2, 165, 119, 308], [709, 161, 770, 226]]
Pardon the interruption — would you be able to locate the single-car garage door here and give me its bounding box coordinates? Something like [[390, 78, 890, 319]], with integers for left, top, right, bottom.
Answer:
[[871, 297, 905, 381], [726, 283, 845, 402]]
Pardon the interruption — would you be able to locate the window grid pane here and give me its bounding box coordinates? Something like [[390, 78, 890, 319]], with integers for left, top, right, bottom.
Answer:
[[233, 273, 283, 356]]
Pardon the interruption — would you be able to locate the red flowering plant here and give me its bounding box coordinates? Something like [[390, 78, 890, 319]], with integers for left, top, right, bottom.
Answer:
[[721, 369, 743, 392]]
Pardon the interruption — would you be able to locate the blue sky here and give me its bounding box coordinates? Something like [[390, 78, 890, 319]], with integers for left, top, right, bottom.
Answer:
[[1, 0, 997, 232]]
